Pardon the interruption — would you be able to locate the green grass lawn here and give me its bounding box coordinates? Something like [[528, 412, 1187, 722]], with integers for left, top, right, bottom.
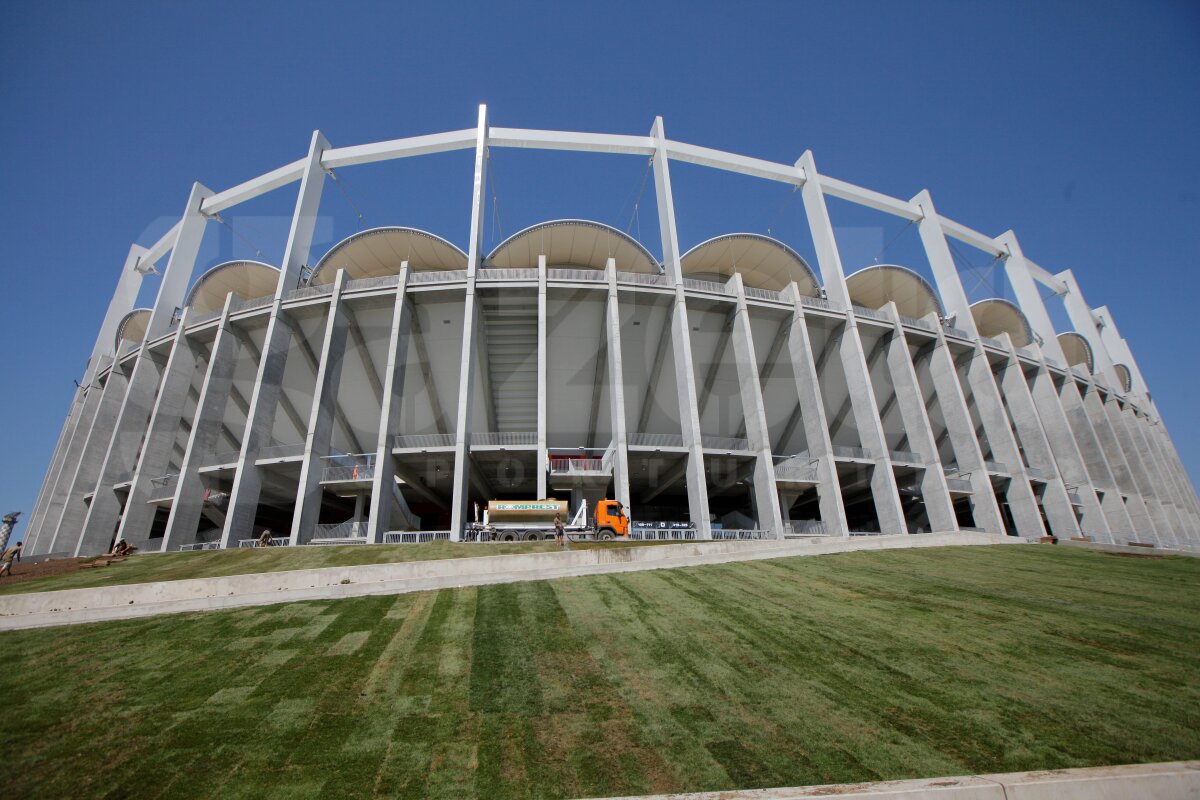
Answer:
[[0, 540, 668, 597], [1, 545, 1197, 799]]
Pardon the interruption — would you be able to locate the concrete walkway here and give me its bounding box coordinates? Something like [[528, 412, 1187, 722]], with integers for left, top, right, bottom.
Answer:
[[0, 532, 1018, 630], [582, 760, 1200, 799]]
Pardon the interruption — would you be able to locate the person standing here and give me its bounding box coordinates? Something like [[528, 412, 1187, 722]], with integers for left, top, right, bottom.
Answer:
[[258, 528, 274, 548], [554, 513, 564, 548], [0, 541, 22, 577]]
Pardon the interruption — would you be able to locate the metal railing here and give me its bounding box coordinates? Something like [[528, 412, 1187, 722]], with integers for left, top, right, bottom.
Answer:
[[945, 477, 973, 492], [257, 442, 304, 460], [395, 432, 456, 449], [548, 455, 612, 475], [889, 449, 922, 463], [785, 519, 832, 536], [944, 326, 972, 340], [548, 267, 605, 282], [682, 278, 730, 295], [383, 530, 452, 544], [201, 449, 242, 467], [711, 529, 773, 540], [312, 520, 368, 540], [628, 432, 685, 448], [147, 473, 179, 498], [285, 283, 335, 301], [744, 286, 786, 302], [470, 431, 537, 446], [179, 542, 221, 551], [321, 453, 375, 482], [852, 304, 890, 322], [345, 274, 399, 292], [188, 309, 223, 326], [900, 315, 937, 332], [616, 271, 671, 288], [480, 268, 538, 281], [774, 461, 818, 482], [628, 527, 698, 541], [408, 269, 467, 284], [800, 295, 840, 312], [238, 538, 289, 548], [832, 445, 872, 459], [229, 293, 274, 313], [702, 435, 750, 451]]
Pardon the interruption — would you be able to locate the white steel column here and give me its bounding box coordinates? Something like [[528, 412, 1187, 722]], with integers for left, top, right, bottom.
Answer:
[[798, 151, 906, 534], [993, 346, 1081, 539], [915, 192, 1042, 536], [27, 244, 151, 553], [923, 332, 1007, 534], [1104, 395, 1175, 543], [450, 106, 490, 541], [998, 233, 1067, 363], [1079, 380, 1159, 543], [1134, 415, 1195, 539], [291, 272, 351, 545], [605, 261, 632, 510], [162, 296, 241, 550], [1055, 372, 1135, 537], [367, 266, 415, 542], [879, 306, 958, 534], [113, 311, 200, 550], [730, 275, 785, 535], [1026, 364, 1112, 540], [783, 287, 849, 534], [44, 364, 131, 555], [651, 116, 711, 538], [76, 183, 212, 555], [221, 132, 330, 547], [536, 254, 548, 500]]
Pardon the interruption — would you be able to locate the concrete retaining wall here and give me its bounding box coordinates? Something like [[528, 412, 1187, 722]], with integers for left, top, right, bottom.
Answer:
[[0, 532, 1017, 630], [583, 760, 1200, 799]]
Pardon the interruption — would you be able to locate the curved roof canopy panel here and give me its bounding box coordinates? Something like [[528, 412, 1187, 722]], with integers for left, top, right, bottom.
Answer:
[[184, 260, 280, 314], [1113, 363, 1133, 393], [844, 264, 945, 321], [969, 298, 1033, 348], [1058, 332, 1094, 372], [680, 233, 820, 295], [312, 227, 468, 285], [114, 308, 152, 349], [485, 219, 660, 273]]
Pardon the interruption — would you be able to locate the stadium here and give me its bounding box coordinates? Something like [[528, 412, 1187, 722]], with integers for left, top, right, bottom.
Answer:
[[22, 108, 1200, 556]]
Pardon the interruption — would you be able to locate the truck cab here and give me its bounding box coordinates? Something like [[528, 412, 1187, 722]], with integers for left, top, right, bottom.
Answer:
[[594, 500, 629, 538]]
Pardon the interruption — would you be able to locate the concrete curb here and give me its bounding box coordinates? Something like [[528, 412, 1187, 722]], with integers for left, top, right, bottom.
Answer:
[[1058, 539, 1200, 558], [0, 532, 1018, 631], [580, 760, 1200, 799]]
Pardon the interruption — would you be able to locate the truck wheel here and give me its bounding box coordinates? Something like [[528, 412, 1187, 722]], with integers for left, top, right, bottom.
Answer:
[[501, 532, 517, 542], [525, 531, 541, 542], [598, 529, 614, 541]]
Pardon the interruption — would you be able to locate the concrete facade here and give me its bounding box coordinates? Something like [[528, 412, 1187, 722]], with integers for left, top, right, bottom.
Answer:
[[24, 111, 1199, 555]]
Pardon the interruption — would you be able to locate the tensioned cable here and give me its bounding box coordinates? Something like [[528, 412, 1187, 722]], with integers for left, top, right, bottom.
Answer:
[[327, 168, 367, 230], [871, 218, 916, 265], [204, 212, 266, 260], [946, 236, 1001, 296], [765, 184, 800, 237], [486, 151, 504, 248], [619, 156, 653, 239]]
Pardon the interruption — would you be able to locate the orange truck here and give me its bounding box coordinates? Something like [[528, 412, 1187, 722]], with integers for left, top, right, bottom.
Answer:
[[469, 498, 629, 542]]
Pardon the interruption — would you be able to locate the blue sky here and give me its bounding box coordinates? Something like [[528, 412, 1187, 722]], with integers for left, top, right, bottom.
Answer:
[[2, 1, 1198, 536]]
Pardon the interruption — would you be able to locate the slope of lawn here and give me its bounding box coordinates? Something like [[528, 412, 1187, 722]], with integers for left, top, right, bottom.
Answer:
[[0, 540, 668, 597], [1, 545, 1197, 799]]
